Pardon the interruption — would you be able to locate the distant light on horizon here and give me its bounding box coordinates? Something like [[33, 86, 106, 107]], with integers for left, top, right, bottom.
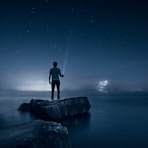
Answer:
[[18, 80, 51, 91], [98, 80, 109, 92]]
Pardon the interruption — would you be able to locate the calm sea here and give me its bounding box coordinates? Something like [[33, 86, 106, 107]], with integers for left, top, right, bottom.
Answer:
[[0, 90, 148, 148]]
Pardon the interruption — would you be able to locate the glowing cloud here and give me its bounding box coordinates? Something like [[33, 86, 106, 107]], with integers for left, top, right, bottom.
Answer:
[[98, 80, 109, 92]]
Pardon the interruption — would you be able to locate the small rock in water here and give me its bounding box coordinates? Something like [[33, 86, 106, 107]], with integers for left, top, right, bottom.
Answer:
[[0, 120, 72, 148]]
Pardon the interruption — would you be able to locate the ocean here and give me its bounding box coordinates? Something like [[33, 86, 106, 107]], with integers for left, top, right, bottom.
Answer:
[[0, 90, 148, 148]]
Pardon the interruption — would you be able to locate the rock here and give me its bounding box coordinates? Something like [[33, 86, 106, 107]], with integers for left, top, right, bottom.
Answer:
[[0, 120, 72, 148], [19, 103, 30, 111], [19, 97, 91, 120]]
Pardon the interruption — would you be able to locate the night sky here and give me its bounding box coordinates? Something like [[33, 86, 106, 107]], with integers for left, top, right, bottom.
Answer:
[[0, 0, 148, 91]]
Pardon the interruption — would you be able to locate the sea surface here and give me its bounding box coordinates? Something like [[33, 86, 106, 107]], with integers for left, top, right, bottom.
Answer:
[[0, 90, 148, 148]]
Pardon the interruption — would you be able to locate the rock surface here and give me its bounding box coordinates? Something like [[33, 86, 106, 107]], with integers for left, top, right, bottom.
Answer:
[[19, 97, 91, 120], [0, 120, 72, 148]]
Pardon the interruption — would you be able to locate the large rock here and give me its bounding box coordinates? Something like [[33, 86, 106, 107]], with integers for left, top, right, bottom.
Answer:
[[0, 120, 72, 148], [19, 97, 91, 120]]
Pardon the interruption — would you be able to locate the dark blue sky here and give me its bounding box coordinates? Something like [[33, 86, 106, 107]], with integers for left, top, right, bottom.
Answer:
[[0, 0, 148, 91]]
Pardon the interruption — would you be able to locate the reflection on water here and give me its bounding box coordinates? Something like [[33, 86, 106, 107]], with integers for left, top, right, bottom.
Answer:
[[0, 91, 148, 148], [68, 95, 148, 148], [0, 112, 36, 129]]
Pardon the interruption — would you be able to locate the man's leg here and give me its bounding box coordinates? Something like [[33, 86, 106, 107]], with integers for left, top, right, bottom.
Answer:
[[56, 81, 60, 99], [51, 81, 55, 100]]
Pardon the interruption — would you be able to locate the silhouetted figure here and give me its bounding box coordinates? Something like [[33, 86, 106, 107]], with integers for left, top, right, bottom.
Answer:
[[49, 61, 64, 100]]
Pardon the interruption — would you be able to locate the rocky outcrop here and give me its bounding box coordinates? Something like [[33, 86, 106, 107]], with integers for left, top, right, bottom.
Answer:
[[0, 120, 72, 148], [19, 97, 91, 120]]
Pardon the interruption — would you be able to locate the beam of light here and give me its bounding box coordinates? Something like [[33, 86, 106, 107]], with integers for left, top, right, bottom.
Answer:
[[62, 47, 69, 75], [62, 35, 72, 75]]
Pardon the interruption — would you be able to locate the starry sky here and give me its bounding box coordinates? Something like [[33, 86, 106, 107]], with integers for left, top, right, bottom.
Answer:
[[0, 0, 148, 91]]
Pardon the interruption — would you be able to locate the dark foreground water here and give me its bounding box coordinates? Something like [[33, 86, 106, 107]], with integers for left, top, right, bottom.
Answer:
[[0, 91, 148, 148]]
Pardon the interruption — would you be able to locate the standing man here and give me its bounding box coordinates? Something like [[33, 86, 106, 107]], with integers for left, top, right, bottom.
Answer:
[[49, 61, 64, 100]]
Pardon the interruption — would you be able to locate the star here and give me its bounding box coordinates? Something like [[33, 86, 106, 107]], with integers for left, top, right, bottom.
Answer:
[[30, 8, 35, 14], [7, 73, 10, 77], [90, 19, 94, 23], [15, 50, 19, 54], [5, 48, 9, 51]]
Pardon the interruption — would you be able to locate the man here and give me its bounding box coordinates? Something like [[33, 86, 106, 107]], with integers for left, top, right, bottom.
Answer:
[[49, 61, 64, 100]]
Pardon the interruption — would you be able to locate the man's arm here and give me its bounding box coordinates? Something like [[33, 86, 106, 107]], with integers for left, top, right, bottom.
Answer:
[[59, 69, 64, 77], [49, 70, 51, 84]]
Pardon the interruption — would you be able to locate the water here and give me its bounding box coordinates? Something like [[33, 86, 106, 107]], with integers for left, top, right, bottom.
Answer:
[[0, 91, 148, 148]]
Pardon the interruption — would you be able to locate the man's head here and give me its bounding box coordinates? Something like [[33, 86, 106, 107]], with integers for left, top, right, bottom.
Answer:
[[53, 61, 57, 67]]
